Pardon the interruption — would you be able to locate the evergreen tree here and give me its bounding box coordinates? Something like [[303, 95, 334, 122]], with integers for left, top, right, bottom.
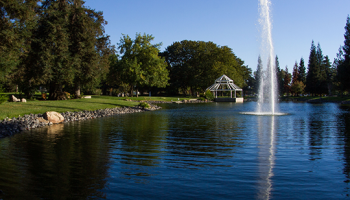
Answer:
[[292, 61, 299, 84], [275, 55, 284, 96], [0, 0, 39, 89], [335, 46, 345, 91], [254, 55, 263, 94], [298, 57, 306, 84], [306, 41, 320, 95], [0, 0, 23, 80], [23, 0, 74, 99], [344, 15, 350, 65], [338, 15, 350, 91], [316, 43, 324, 66], [322, 56, 333, 95], [317, 43, 328, 95], [68, 0, 113, 97], [283, 66, 291, 96]]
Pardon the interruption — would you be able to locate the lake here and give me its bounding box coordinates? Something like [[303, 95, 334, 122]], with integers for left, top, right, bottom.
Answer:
[[0, 102, 349, 199]]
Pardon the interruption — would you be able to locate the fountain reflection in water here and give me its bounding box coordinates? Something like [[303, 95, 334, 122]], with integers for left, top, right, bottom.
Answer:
[[243, 0, 286, 116], [256, 116, 276, 199]]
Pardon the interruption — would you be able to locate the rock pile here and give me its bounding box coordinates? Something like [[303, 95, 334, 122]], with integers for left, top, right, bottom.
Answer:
[[0, 104, 161, 139]]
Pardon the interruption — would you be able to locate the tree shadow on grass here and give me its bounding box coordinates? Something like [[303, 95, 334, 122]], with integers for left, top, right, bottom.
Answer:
[[78, 101, 138, 107], [34, 102, 137, 113]]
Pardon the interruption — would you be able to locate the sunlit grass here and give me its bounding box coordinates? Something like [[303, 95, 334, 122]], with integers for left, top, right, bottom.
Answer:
[[93, 95, 192, 102], [0, 96, 140, 120], [285, 96, 350, 101], [0, 95, 196, 120]]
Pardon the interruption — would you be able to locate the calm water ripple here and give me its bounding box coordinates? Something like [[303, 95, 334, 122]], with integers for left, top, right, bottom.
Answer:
[[0, 102, 350, 199]]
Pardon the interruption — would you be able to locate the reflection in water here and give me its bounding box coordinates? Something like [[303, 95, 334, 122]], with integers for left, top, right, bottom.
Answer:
[[0, 120, 111, 199], [1, 103, 350, 199], [337, 106, 350, 196], [257, 116, 275, 200]]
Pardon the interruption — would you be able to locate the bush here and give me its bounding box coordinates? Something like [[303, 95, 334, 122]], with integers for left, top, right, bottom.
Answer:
[[204, 90, 214, 101], [0, 94, 8, 104], [138, 102, 150, 108], [64, 92, 71, 99]]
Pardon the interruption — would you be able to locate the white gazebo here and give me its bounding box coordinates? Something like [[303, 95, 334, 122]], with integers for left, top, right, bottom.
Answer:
[[206, 74, 244, 102]]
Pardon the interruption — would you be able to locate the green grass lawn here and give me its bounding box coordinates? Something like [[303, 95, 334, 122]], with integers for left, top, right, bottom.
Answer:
[[0, 95, 194, 120], [282, 96, 350, 101], [0, 95, 139, 120], [101, 96, 193, 102]]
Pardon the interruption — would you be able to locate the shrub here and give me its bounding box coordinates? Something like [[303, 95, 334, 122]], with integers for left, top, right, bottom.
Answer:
[[0, 94, 8, 104], [64, 92, 71, 99], [204, 90, 214, 101], [138, 102, 150, 108]]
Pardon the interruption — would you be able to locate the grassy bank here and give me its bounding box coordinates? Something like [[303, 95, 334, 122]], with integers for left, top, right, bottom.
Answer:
[[280, 96, 350, 102], [244, 95, 350, 102], [0, 95, 193, 120]]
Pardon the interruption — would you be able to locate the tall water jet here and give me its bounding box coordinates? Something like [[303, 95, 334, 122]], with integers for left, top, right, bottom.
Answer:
[[242, 0, 286, 116], [257, 0, 278, 115]]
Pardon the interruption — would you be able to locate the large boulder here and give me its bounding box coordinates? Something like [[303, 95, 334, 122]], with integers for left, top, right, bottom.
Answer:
[[10, 95, 20, 102], [37, 117, 50, 124], [43, 111, 64, 124]]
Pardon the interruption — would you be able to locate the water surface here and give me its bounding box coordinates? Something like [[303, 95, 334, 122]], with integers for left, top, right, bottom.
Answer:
[[0, 102, 349, 199]]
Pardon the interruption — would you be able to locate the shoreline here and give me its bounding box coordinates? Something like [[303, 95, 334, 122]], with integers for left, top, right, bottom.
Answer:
[[0, 99, 211, 139], [245, 97, 350, 104], [0, 104, 161, 139], [2, 97, 348, 139]]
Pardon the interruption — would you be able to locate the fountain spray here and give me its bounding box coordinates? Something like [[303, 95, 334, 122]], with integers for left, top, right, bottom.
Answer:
[[257, 0, 278, 114]]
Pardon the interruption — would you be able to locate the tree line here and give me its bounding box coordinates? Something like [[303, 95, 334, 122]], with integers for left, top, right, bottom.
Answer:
[[0, 0, 251, 99], [252, 15, 350, 97], [1, 0, 113, 99], [1, 0, 349, 99]]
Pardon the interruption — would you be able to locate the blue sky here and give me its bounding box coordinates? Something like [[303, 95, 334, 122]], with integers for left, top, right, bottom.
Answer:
[[84, 0, 350, 72]]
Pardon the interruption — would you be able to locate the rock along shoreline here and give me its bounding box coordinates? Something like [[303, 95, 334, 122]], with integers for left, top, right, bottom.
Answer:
[[0, 104, 161, 139]]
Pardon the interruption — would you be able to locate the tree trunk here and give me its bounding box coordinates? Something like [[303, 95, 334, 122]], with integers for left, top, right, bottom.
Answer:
[[328, 84, 332, 96], [25, 81, 33, 99], [74, 81, 81, 98], [49, 83, 66, 100]]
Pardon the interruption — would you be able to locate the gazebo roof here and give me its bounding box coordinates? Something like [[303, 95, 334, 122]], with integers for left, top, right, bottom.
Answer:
[[206, 74, 242, 91]]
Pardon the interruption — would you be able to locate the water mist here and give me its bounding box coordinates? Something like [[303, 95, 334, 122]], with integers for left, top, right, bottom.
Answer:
[[257, 0, 278, 115]]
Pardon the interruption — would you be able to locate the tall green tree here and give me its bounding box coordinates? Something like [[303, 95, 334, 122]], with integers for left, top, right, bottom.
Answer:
[[291, 61, 304, 96], [298, 57, 306, 84], [275, 55, 284, 96], [322, 56, 334, 95], [317, 43, 328, 95], [338, 15, 350, 91], [292, 61, 299, 84], [163, 40, 250, 96], [0, 0, 39, 92], [306, 41, 320, 95], [23, 0, 74, 99], [283, 66, 291, 96], [118, 33, 169, 97], [254, 55, 263, 94], [335, 46, 345, 92], [68, 0, 113, 97], [16, 0, 113, 99]]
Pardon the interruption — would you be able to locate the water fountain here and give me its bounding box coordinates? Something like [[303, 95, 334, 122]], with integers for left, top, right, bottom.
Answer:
[[242, 0, 286, 116]]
